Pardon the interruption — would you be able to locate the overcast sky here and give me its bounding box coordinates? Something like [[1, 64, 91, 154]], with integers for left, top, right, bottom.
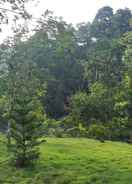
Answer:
[[28, 0, 132, 24], [0, 0, 132, 42]]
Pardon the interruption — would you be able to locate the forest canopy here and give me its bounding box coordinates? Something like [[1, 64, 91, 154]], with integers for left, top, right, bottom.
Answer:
[[1, 3, 132, 166]]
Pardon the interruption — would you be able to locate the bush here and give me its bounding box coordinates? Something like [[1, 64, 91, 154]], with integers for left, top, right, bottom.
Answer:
[[88, 124, 109, 142], [108, 117, 131, 142], [66, 126, 87, 137], [48, 127, 65, 138], [54, 127, 65, 138], [60, 116, 76, 129], [48, 128, 56, 137]]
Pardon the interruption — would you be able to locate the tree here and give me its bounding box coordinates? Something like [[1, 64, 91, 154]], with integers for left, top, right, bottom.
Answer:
[[76, 22, 91, 46], [84, 38, 124, 87], [116, 32, 132, 119], [4, 39, 45, 167], [70, 82, 115, 127], [0, 0, 32, 31], [111, 8, 132, 38], [19, 17, 85, 119], [91, 6, 113, 39]]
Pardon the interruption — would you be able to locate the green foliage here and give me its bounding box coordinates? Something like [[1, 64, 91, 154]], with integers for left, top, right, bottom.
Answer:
[[88, 124, 109, 141], [1, 5, 131, 122], [108, 117, 131, 141], [91, 6, 113, 39], [70, 82, 115, 127], [1, 5, 132, 144], [20, 19, 85, 119], [84, 38, 124, 86], [3, 41, 46, 167], [9, 95, 44, 167], [66, 124, 87, 137], [91, 6, 132, 39], [0, 96, 8, 131]]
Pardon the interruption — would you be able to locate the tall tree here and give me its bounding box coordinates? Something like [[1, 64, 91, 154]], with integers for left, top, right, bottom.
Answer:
[[4, 38, 45, 167], [91, 6, 113, 39], [111, 8, 132, 38]]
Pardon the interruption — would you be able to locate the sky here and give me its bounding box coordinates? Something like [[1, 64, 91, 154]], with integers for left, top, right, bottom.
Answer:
[[0, 0, 132, 42], [28, 0, 132, 24]]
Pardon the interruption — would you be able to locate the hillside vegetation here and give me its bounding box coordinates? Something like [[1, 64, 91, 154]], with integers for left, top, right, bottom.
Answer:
[[1, 1, 132, 182], [1, 134, 132, 184]]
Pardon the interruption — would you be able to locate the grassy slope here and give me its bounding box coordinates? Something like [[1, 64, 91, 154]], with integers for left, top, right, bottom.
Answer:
[[0, 135, 132, 184]]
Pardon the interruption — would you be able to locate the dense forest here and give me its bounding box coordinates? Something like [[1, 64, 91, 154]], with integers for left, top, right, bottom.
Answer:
[[1, 0, 132, 169]]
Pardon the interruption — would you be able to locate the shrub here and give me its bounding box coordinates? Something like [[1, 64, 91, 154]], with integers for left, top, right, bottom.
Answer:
[[66, 126, 87, 137], [108, 117, 131, 141], [54, 127, 65, 138], [88, 124, 109, 142]]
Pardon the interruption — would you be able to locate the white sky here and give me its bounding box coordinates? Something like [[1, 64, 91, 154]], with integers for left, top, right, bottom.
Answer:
[[28, 0, 132, 24], [0, 0, 132, 42]]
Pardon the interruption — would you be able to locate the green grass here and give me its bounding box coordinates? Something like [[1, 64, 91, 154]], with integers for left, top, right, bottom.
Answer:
[[1, 135, 132, 183]]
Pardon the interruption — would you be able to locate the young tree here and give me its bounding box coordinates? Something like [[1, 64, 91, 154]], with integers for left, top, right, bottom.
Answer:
[[4, 38, 45, 167]]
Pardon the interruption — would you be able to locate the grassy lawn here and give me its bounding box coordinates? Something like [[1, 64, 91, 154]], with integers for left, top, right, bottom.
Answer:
[[0, 135, 132, 183]]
